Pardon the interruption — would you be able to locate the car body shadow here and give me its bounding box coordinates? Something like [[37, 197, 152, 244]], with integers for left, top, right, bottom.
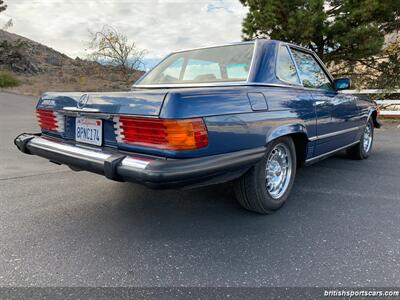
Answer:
[[84, 151, 355, 243]]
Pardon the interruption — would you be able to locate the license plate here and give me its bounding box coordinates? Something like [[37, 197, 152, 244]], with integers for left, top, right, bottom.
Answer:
[[75, 117, 102, 146]]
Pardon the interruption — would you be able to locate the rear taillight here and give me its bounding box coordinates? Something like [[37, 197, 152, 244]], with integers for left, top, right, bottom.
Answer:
[[114, 117, 208, 150], [36, 109, 64, 132]]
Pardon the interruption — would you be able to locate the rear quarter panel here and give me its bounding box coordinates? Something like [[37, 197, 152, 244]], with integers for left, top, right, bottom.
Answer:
[[158, 86, 316, 159]]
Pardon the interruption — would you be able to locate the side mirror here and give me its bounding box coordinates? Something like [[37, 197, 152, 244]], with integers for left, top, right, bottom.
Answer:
[[334, 78, 351, 90]]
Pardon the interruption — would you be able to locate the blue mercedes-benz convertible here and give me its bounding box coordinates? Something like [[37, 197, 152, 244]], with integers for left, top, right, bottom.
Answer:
[[15, 39, 380, 214]]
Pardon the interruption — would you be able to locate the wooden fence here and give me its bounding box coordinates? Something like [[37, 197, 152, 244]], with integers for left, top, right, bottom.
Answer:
[[343, 89, 400, 118]]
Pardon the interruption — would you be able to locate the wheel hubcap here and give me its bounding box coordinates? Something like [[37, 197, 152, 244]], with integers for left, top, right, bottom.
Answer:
[[363, 123, 372, 153], [265, 143, 292, 199]]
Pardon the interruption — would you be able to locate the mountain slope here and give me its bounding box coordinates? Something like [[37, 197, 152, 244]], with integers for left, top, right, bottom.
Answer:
[[0, 30, 144, 95]]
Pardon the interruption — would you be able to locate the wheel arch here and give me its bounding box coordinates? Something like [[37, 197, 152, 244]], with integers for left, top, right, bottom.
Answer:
[[266, 124, 310, 167], [368, 109, 381, 128]]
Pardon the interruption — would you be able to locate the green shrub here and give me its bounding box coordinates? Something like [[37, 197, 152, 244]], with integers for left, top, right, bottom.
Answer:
[[0, 72, 19, 87]]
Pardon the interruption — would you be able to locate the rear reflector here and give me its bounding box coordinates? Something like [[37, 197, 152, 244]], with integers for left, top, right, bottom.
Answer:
[[36, 109, 64, 132], [114, 117, 208, 150]]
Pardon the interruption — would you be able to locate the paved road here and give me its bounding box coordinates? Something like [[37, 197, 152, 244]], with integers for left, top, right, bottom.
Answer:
[[1, 92, 400, 287]]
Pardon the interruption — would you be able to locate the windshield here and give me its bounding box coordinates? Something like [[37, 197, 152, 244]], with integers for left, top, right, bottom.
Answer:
[[137, 43, 254, 85]]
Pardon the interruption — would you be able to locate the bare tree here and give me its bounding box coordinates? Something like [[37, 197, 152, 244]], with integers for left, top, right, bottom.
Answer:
[[2, 18, 13, 30], [87, 25, 146, 79]]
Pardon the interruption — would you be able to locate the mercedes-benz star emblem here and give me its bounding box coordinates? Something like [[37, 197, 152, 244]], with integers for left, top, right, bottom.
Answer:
[[77, 93, 89, 108]]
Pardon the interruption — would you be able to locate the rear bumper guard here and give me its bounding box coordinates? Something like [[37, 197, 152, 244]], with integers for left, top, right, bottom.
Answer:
[[14, 133, 265, 188]]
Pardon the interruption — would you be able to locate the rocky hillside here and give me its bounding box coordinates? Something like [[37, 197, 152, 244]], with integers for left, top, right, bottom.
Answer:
[[0, 30, 144, 95]]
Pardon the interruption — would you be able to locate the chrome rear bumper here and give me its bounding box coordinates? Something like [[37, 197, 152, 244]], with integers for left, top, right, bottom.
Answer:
[[14, 133, 265, 189]]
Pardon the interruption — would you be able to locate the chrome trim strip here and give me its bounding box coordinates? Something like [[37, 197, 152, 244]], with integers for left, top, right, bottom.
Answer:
[[133, 82, 314, 89], [63, 107, 100, 112], [305, 140, 360, 164], [132, 81, 340, 90], [29, 137, 111, 163], [62, 111, 114, 119], [28, 137, 149, 170], [247, 82, 306, 89], [308, 126, 362, 142], [121, 157, 150, 169], [133, 81, 250, 89], [61, 111, 158, 119]]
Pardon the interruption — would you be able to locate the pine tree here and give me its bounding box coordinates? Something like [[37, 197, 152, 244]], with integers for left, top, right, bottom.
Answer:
[[0, 0, 6, 14], [240, 0, 400, 64]]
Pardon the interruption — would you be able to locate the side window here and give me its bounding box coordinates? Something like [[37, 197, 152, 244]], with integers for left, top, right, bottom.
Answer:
[[291, 49, 334, 90], [276, 46, 300, 85]]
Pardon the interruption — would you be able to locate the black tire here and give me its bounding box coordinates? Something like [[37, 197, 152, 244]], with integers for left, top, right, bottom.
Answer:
[[347, 118, 374, 160], [234, 136, 297, 214]]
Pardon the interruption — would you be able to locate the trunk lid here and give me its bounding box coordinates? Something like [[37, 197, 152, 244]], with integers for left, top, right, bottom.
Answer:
[[37, 90, 168, 116]]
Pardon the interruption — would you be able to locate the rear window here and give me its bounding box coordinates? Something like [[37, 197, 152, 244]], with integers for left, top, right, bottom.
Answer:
[[137, 43, 254, 85]]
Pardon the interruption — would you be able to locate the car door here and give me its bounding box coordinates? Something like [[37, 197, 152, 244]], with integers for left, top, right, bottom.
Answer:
[[275, 44, 317, 142], [290, 48, 359, 156]]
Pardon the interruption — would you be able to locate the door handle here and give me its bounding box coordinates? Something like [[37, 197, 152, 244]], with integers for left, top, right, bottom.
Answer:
[[315, 100, 326, 106]]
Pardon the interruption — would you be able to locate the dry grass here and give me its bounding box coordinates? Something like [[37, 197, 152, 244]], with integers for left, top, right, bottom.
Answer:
[[1, 64, 143, 96]]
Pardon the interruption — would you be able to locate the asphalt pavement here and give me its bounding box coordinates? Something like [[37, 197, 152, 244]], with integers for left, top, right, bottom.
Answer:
[[1, 92, 400, 287]]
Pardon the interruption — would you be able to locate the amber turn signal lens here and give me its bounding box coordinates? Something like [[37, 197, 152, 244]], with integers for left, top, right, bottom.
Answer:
[[116, 117, 208, 151]]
